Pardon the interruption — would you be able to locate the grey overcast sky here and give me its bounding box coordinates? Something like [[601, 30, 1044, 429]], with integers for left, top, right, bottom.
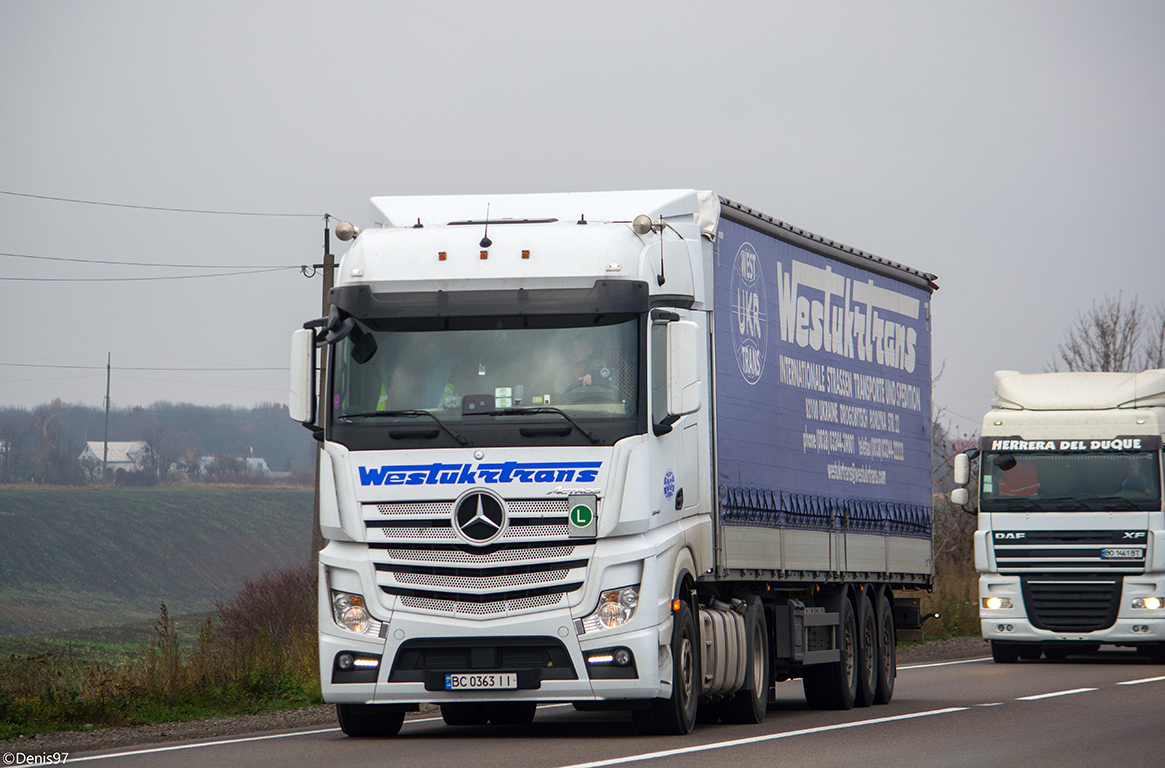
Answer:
[[2, 0, 1162, 436]]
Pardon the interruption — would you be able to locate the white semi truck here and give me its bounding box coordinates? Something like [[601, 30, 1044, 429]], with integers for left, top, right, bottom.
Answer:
[[950, 369, 1165, 663], [289, 190, 937, 736]]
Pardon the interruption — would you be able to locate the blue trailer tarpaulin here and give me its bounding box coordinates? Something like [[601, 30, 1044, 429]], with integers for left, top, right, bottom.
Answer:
[[713, 217, 933, 536]]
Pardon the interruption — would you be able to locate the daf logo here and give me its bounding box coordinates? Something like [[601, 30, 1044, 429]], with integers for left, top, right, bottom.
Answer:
[[995, 532, 1025, 540], [1124, 532, 1147, 539], [454, 490, 506, 544]]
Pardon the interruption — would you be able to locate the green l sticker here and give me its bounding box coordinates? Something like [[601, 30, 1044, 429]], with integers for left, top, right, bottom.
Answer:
[[570, 504, 594, 527]]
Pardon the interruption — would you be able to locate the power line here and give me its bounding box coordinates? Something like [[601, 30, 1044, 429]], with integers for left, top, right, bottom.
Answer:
[[0, 362, 288, 371], [0, 189, 321, 218], [0, 267, 299, 282], [1, 250, 297, 270]]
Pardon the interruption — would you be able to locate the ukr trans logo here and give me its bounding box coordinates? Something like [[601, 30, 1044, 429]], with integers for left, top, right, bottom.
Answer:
[[731, 242, 766, 385], [359, 461, 602, 486]]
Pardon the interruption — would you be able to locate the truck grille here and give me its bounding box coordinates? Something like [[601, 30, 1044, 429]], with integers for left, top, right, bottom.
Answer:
[[364, 498, 591, 617], [992, 530, 1146, 573], [1020, 575, 1121, 632]]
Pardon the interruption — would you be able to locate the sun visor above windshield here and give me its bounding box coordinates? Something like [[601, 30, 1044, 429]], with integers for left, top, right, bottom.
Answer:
[[329, 280, 649, 320]]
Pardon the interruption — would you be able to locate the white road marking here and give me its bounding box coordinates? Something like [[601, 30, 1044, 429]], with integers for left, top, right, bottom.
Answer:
[[1117, 675, 1165, 686], [898, 657, 992, 670], [553, 707, 969, 768], [1017, 688, 1097, 701], [69, 728, 341, 763]]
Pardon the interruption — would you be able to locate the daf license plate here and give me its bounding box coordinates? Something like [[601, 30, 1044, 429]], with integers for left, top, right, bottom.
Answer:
[[1101, 548, 1140, 559], [444, 673, 518, 690]]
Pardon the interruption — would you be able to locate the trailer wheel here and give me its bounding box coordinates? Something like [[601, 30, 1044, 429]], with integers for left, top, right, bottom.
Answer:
[[803, 590, 857, 710], [991, 641, 1020, 664], [441, 702, 490, 725], [718, 595, 770, 724], [634, 601, 699, 735], [873, 589, 896, 704], [855, 591, 878, 708], [336, 704, 405, 737]]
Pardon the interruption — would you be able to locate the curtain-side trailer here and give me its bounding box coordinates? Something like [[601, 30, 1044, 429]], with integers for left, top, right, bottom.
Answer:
[[289, 190, 936, 736]]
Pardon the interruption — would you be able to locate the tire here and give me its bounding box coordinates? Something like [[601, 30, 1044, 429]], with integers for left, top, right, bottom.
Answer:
[[634, 600, 700, 735], [855, 591, 878, 708], [336, 704, 405, 737], [991, 641, 1020, 664], [873, 589, 896, 705], [718, 595, 770, 724], [441, 702, 490, 725], [488, 701, 538, 725], [802, 589, 858, 710], [1138, 644, 1165, 664]]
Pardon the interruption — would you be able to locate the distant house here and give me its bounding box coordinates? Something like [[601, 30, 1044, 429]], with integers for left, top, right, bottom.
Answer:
[[79, 441, 154, 481], [192, 454, 274, 479]]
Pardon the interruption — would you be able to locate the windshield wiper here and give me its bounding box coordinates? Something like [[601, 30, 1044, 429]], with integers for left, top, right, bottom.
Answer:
[[341, 410, 468, 445], [481, 406, 601, 444], [1087, 496, 1140, 511], [1036, 497, 1088, 511]]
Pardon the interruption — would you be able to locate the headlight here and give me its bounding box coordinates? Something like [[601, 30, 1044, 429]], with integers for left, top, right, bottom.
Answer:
[[582, 586, 639, 633], [332, 591, 377, 634], [982, 597, 1013, 610], [1133, 597, 1164, 610]]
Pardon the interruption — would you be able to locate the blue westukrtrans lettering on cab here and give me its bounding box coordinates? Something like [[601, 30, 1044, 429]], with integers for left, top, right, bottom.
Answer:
[[359, 461, 602, 486]]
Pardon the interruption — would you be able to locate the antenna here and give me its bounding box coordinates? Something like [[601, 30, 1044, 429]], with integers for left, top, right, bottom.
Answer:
[[480, 204, 492, 248]]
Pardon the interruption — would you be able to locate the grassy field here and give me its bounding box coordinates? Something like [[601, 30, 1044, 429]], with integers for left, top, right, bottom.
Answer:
[[0, 487, 313, 636]]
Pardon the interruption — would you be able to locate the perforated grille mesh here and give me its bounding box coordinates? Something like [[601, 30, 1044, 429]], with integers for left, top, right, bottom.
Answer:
[[399, 592, 565, 615], [381, 546, 576, 564], [391, 570, 571, 590]]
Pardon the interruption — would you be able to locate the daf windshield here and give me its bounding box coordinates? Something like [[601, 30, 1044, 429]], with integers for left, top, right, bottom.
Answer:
[[328, 313, 642, 447], [980, 450, 1161, 512]]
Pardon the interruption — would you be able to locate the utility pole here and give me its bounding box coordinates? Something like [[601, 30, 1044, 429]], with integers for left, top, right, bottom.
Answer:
[[311, 219, 337, 581], [102, 353, 111, 483]]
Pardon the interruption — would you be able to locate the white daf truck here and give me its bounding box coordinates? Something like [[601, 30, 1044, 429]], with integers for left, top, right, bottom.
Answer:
[[289, 190, 936, 736], [950, 369, 1165, 663]]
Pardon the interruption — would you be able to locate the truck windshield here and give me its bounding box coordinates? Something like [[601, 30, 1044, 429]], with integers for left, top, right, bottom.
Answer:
[[330, 313, 640, 437], [980, 450, 1161, 511]]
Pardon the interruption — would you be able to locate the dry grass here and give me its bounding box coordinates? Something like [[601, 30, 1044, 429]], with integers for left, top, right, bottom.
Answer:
[[0, 565, 319, 738]]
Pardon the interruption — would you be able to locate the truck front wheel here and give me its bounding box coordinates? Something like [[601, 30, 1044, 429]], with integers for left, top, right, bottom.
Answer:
[[634, 601, 699, 735], [336, 704, 405, 737]]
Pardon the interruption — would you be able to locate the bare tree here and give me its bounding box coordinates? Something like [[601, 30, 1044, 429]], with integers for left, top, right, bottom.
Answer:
[[1052, 294, 1165, 372]]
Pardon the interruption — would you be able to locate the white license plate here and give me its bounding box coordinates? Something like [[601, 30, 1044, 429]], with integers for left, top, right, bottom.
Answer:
[[444, 673, 518, 690], [1101, 548, 1141, 559]]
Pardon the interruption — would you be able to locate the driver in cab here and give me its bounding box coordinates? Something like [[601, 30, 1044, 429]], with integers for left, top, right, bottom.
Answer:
[[555, 335, 613, 395]]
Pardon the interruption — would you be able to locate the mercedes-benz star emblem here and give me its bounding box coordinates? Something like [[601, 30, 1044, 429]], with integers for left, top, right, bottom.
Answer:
[[454, 491, 505, 544]]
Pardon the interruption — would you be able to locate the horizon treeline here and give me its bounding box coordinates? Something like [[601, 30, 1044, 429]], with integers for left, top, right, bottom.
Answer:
[[0, 400, 315, 485]]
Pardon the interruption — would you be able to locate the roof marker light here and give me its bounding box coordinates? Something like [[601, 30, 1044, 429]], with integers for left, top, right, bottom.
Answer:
[[438, 252, 446, 261], [522, 250, 530, 259]]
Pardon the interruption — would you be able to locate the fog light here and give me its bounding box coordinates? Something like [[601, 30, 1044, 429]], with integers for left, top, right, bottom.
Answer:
[[983, 597, 1013, 610], [1133, 597, 1163, 610], [613, 648, 632, 666], [337, 653, 355, 670]]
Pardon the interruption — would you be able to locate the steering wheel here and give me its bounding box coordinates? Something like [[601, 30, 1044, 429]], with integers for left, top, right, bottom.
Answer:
[[562, 380, 619, 404]]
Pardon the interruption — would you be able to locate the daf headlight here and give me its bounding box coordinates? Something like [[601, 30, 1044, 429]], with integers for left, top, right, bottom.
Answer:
[[332, 591, 378, 634], [582, 586, 639, 633], [1133, 597, 1164, 610], [982, 597, 1013, 610]]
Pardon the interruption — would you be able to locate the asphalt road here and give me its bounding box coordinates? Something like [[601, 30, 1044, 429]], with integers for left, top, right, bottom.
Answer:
[[46, 651, 1165, 768]]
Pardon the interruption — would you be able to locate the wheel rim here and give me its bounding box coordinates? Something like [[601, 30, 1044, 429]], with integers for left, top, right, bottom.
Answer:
[[750, 622, 765, 692], [678, 632, 694, 707]]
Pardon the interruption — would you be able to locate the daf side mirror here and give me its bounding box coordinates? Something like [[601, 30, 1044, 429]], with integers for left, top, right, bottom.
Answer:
[[289, 328, 316, 424], [953, 453, 970, 485]]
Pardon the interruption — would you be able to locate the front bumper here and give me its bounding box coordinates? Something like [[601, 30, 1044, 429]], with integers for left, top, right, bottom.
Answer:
[[979, 573, 1165, 644]]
